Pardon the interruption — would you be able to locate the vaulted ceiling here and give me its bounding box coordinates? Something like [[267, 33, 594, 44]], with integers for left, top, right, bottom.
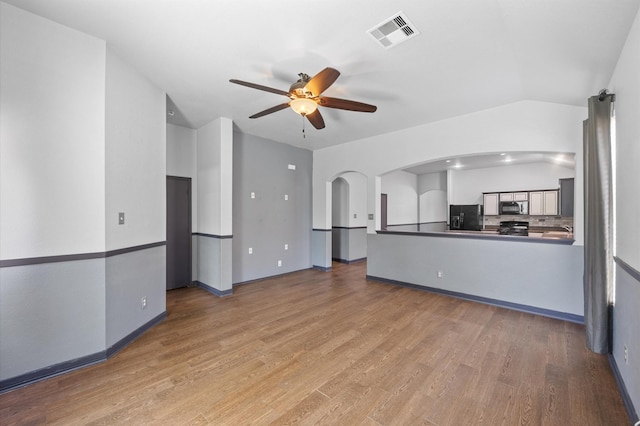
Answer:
[[5, 0, 639, 150]]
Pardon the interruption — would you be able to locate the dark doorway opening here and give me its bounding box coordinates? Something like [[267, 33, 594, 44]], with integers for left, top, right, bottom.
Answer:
[[381, 193, 388, 230], [166, 176, 192, 290]]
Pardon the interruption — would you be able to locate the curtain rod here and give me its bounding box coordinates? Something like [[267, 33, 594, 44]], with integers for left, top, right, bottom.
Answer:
[[598, 89, 615, 102]]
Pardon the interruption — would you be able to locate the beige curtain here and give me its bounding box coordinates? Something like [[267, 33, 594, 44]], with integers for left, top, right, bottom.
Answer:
[[583, 92, 614, 354]]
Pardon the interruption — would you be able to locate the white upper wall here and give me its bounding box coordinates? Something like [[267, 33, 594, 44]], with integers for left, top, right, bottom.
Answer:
[[167, 123, 198, 231], [418, 172, 446, 195], [0, 3, 106, 259], [418, 172, 447, 223], [381, 170, 418, 225], [331, 178, 349, 227], [610, 8, 640, 271], [105, 48, 166, 251], [449, 162, 575, 205], [313, 100, 586, 232], [196, 117, 233, 235], [332, 172, 368, 228], [167, 123, 197, 177]]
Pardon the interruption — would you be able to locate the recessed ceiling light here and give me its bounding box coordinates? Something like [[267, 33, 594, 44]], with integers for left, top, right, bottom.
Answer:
[[500, 153, 506, 156], [445, 159, 451, 163]]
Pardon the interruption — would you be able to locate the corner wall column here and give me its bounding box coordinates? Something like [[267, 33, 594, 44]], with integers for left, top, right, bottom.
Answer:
[[196, 117, 233, 295]]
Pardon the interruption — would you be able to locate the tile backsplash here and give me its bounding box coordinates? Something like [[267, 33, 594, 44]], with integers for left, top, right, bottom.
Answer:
[[484, 215, 573, 229]]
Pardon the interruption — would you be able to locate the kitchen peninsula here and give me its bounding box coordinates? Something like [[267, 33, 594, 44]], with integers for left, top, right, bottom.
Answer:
[[367, 223, 583, 323], [380, 225, 574, 244]]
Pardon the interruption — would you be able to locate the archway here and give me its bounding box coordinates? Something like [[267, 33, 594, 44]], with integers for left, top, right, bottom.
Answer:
[[331, 172, 368, 263]]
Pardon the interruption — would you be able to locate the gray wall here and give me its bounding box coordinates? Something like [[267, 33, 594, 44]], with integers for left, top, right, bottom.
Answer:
[[197, 235, 232, 294], [367, 233, 584, 317], [312, 230, 332, 269], [232, 131, 312, 283], [0, 259, 106, 380], [105, 246, 166, 348], [332, 228, 367, 262], [612, 262, 640, 418], [0, 4, 166, 386]]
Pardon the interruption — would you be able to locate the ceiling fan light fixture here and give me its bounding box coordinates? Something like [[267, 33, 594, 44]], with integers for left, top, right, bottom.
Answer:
[[290, 98, 318, 116]]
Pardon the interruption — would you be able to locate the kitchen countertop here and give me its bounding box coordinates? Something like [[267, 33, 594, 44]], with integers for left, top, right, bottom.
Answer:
[[377, 227, 574, 245]]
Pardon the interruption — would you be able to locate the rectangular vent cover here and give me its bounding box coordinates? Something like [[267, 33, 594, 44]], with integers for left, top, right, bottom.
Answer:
[[367, 11, 420, 49]]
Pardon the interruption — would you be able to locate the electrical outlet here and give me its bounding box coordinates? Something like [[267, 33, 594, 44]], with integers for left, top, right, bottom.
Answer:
[[284, 244, 288, 250], [141, 296, 147, 309], [248, 247, 253, 254], [624, 345, 629, 364], [437, 270, 443, 278], [250, 192, 256, 199], [284, 194, 288, 201], [277, 260, 282, 267]]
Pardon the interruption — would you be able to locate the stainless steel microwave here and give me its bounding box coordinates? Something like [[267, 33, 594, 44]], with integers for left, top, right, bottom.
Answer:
[[499, 201, 529, 215]]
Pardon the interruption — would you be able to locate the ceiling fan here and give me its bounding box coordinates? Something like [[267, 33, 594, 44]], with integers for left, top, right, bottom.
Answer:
[[229, 67, 377, 130]]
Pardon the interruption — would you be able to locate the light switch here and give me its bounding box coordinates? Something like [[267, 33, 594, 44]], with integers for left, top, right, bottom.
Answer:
[[118, 212, 125, 225], [288, 164, 296, 170], [284, 244, 288, 250], [368, 214, 374, 220]]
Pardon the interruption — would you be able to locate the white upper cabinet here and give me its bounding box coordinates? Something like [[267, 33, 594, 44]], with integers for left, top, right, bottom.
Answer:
[[529, 190, 558, 215], [543, 191, 558, 215], [514, 192, 528, 201], [484, 193, 499, 215], [499, 192, 528, 202]]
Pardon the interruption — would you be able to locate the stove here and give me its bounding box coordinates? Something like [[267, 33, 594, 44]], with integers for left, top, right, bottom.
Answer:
[[498, 221, 529, 236]]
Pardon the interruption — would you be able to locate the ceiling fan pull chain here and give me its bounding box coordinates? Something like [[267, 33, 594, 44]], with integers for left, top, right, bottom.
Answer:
[[302, 114, 306, 139]]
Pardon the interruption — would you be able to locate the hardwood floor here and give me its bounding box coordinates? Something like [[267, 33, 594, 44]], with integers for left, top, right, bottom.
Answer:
[[0, 261, 630, 425]]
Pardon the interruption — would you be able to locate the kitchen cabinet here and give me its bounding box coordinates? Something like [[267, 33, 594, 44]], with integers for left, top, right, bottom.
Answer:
[[499, 192, 528, 201], [544, 191, 558, 215], [484, 193, 499, 215], [514, 192, 528, 201], [529, 190, 558, 215]]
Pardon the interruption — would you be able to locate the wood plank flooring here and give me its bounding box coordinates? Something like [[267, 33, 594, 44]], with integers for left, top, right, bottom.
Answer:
[[0, 261, 630, 425]]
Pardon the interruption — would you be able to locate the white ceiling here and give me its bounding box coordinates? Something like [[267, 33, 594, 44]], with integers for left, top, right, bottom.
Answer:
[[402, 151, 575, 175], [4, 0, 639, 151]]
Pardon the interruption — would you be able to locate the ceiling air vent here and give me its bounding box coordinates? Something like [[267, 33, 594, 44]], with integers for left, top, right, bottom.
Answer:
[[367, 11, 420, 49]]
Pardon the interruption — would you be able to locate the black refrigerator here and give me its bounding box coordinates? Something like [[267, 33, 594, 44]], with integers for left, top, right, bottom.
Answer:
[[449, 204, 483, 231]]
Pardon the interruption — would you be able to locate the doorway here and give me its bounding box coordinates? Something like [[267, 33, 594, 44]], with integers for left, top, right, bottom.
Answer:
[[331, 172, 368, 264], [381, 193, 388, 230], [166, 176, 192, 290]]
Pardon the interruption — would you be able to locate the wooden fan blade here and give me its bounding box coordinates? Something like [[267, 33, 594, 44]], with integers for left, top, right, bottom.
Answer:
[[229, 79, 290, 97], [304, 67, 340, 96], [249, 103, 291, 119], [306, 109, 325, 129], [318, 96, 377, 113]]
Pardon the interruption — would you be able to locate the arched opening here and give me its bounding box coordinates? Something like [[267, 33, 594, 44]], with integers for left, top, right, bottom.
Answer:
[[331, 172, 368, 263]]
